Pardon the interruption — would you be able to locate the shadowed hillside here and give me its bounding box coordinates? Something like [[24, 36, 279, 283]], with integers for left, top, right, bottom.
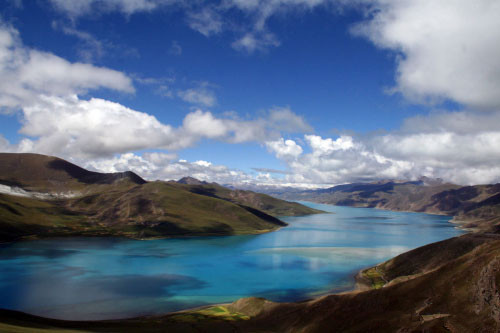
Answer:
[[0, 153, 322, 242], [0, 153, 146, 193]]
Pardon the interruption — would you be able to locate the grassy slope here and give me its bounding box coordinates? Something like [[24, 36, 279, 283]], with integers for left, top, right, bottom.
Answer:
[[0, 153, 325, 241], [171, 182, 324, 216], [2, 232, 499, 332], [0, 181, 289, 241]]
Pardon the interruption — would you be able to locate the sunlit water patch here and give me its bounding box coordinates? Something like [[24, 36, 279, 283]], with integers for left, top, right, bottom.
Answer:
[[0, 202, 464, 320]]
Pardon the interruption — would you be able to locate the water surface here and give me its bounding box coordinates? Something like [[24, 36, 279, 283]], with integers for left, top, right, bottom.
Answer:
[[0, 202, 464, 320]]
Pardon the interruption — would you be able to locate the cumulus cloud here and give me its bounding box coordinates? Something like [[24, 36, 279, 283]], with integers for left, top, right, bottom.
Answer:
[[0, 23, 133, 112], [3, 95, 312, 160], [54, 109, 500, 186], [87, 152, 255, 184], [266, 138, 303, 160], [182, 110, 227, 138], [17, 95, 184, 158], [179, 107, 312, 145], [263, 108, 500, 186], [352, 0, 500, 110]]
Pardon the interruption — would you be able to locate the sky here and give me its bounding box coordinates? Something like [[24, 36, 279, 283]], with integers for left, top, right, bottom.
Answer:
[[1, 0, 500, 187]]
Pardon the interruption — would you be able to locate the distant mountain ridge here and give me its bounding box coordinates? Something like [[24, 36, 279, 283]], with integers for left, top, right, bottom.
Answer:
[[0, 153, 322, 242], [273, 179, 500, 231]]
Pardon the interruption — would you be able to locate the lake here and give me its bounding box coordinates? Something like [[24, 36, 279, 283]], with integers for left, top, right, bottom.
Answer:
[[0, 202, 464, 320]]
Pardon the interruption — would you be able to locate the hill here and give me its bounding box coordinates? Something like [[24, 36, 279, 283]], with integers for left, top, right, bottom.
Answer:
[[172, 180, 324, 217], [1, 230, 499, 332], [0, 153, 146, 193], [275, 179, 500, 231], [0, 153, 322, 242]]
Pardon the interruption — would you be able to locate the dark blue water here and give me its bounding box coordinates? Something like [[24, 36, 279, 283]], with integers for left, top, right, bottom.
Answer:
[[0, 202, 464, 320]]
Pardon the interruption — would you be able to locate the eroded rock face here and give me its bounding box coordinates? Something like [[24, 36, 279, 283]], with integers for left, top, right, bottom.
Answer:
[[474, 257, 500, 326]]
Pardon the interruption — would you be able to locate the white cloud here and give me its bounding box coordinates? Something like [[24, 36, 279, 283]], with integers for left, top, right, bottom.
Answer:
[[87, 152, 254, 184], [51, 22, 105, 62], [231, 32, 280, 53], [267, 107, 313, 133], [266, 138, 303, 160], [0, 24, 134, 112], [263, 108, 500, 186], [48, 0, 178, 17], [305, 135, 355, 155], [182, 110, 227, 138], [177, 84, 217, 107], [179, 107, 312, 144], [186, 6, 223, 37], [17, 95, 185, 158], [48, 0, 328, 53], [352, 0, 500, 110], [0, 134, 13, 152], [6, 95, 311, 160]]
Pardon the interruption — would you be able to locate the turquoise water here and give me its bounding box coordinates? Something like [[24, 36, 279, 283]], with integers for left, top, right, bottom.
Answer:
[[0, 202, 464, 320]]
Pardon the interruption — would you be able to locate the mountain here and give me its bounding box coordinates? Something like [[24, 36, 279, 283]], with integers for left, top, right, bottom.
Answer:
[[177, 176, 209, 185], [0, 153, 322, 242], [274, 179, 500, 231], [174, 179, 324, 217], [0, 153, 146, 193], [2, 230, 499, 332]]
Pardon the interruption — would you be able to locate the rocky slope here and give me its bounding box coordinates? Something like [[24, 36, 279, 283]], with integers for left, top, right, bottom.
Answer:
[[0, 153, 321, 242]]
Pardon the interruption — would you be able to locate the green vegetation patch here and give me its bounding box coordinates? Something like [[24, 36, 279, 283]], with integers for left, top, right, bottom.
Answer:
[[363, 267, 386, 289], [171, 306, 250, 323]]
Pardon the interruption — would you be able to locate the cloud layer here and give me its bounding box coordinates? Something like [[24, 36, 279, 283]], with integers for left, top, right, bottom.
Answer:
[[0, 24, 133, 112], [265, 109, 500, 185], [353, 0, 500, 110]]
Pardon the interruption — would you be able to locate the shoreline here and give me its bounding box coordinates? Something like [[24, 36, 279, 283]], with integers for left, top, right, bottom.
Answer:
[[0, 224, 287, 245]]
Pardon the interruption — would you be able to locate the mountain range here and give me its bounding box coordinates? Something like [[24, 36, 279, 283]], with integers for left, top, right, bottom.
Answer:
[[0, 153, 322, 242], [269, 178, 500, 231]]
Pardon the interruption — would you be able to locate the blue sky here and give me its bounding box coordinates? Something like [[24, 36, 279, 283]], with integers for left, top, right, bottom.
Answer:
[[1, 1, 500, 186]]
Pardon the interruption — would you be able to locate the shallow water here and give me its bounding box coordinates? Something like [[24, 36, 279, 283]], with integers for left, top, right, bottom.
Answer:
[[0, 202, 464, 320]]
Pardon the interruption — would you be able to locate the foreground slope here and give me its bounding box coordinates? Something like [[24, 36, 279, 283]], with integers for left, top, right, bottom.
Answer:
[[1, 231, 499, 332], [276, 179, 500, 231], [0, 153, 321, 241]]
